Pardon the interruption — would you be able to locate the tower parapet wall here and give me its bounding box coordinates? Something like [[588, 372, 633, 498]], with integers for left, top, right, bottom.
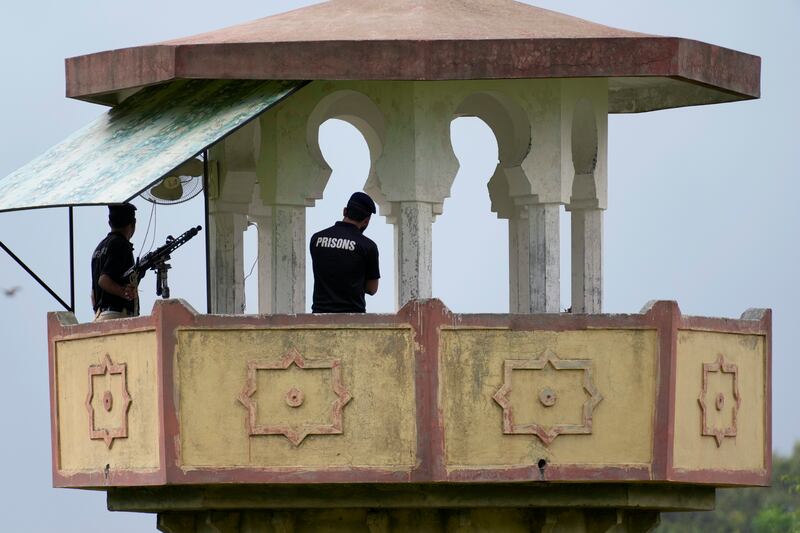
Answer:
[[47, 299, 770, 490]]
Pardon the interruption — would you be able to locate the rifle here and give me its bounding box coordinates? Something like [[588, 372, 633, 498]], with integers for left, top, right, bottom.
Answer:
[[124, 226, 202, 312]]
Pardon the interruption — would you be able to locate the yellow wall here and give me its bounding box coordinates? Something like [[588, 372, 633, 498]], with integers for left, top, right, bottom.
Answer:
[[176, 327, 416, 469], [55, 331, 159, 473], [50, 318, 768, 483], [440, 328, 657, 469], [673, 330, 767, 472]]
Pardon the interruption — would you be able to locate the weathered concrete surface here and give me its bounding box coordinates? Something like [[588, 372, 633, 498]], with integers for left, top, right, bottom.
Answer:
[[440, 328, 657, 468], [109, 483, 714, 511], [673, 329, 767, 476], [53, 330, 159, 475], [570, 208, 603, 313], [47, 299, 771, 489], [394, 202, 435, 307], [208, 210, 247, 314], [176, 326, 416, 469], [527, 203, 561, 313], [151, 507, 664, 533], [64, 0, 760, 111]]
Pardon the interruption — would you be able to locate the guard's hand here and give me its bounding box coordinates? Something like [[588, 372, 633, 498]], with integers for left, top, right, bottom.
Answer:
[[122, 285, 138, 301]]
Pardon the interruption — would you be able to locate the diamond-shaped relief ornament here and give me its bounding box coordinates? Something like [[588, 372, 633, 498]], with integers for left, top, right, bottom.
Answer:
[[492, 349, 603, 446], [85, 354, 132, 449], [698, 353, 741, 447], [238, 347, 352, 446]]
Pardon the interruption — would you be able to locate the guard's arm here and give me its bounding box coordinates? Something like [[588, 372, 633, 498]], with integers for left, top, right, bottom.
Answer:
[[98, 274, 136, 301], [365, 279, 379, 296], [365, 242, 380, 296]]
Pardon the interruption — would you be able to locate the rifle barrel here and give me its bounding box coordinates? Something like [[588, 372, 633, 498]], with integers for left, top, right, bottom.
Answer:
[[124, 225, 202, 280]]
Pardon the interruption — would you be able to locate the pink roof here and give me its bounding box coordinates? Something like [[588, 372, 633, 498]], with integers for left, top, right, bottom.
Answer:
[[65, 0, 760, 111], [162, 0, 650, 43]]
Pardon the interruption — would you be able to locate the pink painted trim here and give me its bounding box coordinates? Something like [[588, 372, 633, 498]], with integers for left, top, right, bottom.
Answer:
[[764, 309, 773, 483], [446, 464, 652, 483], [155, 300, 195, 487], [669, 468, 769, 487]]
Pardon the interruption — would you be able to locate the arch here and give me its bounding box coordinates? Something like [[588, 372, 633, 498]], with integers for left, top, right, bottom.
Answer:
[[433, 115, 508, 312], [305, 93, 395, 313], [306, 90, 387, 209], [454, 91, 530, 166], [426, 90, 531, 312], [453, 91, 531, 219]]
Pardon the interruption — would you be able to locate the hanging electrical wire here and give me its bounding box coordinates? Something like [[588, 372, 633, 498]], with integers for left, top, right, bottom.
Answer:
[[137, 201, 157, 261]]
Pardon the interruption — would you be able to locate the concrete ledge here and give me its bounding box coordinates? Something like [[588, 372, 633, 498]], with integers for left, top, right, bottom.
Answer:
[[108, 483, 715, 512]]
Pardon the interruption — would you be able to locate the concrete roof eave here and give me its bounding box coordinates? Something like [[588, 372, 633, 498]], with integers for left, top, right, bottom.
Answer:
[[65, 36, 760, 112]]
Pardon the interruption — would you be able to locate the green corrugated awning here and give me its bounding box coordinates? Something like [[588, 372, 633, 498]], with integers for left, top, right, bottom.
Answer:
[[0, 79, 305, 213]]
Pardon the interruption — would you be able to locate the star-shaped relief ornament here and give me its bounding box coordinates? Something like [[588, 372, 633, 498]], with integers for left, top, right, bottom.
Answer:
[[698, 353, 741, 447], [238, 347, 352, 446], [85, 354, 132, 449], [493, 349, 603, 446]]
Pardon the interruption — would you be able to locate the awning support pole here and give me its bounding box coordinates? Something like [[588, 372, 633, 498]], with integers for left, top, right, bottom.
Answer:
[[203, 150, 212, 314], [0, 239, 72, 312], [68, 206, 75, 312]]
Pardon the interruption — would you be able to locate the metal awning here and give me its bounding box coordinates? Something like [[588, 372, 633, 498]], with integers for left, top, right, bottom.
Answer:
[[0, 79, 305, 213]]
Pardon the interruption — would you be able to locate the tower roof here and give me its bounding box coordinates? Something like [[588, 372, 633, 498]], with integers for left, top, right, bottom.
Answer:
[[66, 0, 760, 111]]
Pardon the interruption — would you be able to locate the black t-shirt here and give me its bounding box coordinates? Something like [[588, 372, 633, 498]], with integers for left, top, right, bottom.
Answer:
[[310, 221, 380, 313], [91, 232, 135, 313]]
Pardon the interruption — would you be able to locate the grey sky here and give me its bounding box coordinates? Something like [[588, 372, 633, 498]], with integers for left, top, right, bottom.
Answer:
[[1, 1, 797, 531]]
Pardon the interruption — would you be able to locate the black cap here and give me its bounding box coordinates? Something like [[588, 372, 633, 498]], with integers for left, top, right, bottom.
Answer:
[[108, 203, 137, 228], [346, 192, 376, 215]]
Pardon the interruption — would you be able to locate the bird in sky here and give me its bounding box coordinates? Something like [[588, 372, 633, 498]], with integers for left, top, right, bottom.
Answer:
[[3, 286, 21, 297]]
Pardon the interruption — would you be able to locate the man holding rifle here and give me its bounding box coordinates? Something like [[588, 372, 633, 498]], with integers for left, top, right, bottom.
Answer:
[[91, 203, 139, 321]]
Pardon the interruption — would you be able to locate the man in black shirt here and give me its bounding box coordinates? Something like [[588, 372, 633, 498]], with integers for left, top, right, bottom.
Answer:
[[91, 203, 139, 321], [310, 192, 380, 313]]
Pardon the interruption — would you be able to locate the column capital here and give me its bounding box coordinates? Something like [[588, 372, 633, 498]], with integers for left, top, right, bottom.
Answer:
[[565, 199, 602, 211], [209, 200, 250, 215]]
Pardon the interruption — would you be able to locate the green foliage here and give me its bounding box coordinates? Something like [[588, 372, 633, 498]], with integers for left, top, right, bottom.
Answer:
[[752, 506, 796, 533], [657, 443, 800, 533]]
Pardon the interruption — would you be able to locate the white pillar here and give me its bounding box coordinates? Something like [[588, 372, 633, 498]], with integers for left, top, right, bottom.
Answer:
[[269, 205, 306, 314], [248, 204, 307, 315], [362, 82, 459, 311], [564, 79, 608, 315], [248, 213, 273, 314], [507, 207, 531, 314], [570, 208, 602, 313], [208, 210, 247, 314], [526, 202, 560, 313], [393, 201, 434, 308], [508, 216, 519, 313]]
